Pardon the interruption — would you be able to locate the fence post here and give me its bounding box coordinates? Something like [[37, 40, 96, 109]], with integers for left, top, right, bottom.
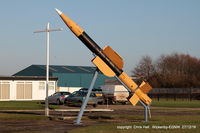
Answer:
[[166, 89, 168, 101], [190, 88, 192, 101], [174, 94, 176, 101], [158, 89, 160, 101]]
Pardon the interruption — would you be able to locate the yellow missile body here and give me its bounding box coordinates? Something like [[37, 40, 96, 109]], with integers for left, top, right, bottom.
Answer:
[[55, 8, 152, 105]]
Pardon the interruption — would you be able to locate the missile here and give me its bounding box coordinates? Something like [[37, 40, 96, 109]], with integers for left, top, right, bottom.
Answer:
[[55, 8, 152, 105]]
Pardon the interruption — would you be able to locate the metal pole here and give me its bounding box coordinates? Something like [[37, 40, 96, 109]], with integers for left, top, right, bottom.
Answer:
[[75, 70, 99, 125], [33, 23, 63, 117], [145, 106, 148, 122], [139, 99, 148, 122], [115, 76, 151, 122], [45, 23, 50, 116]]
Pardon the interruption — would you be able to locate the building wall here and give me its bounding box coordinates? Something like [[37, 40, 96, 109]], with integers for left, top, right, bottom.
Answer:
[[52, 73, 108, 88], [0, 80, 56, 101]]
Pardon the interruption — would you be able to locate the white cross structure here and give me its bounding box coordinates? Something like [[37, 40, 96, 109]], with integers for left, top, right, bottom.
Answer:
[[34, 22, 63, 116]]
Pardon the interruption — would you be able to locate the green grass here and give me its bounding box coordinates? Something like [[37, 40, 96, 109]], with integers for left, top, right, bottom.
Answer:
[[0, 101, 56, 121], [69, 100, 200, 133], [125, 99, 200, 108], [69, 121, 199, 133], [0, 100, 199, 132], [0, 101, 60, 110], [118, 99, 200, 108], [150, 99, 200, 108], [69, 115, 200, 133], [0, 112, 48, 120]]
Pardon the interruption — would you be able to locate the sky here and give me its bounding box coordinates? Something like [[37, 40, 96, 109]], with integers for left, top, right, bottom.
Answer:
[[0, 0, 200, 76]]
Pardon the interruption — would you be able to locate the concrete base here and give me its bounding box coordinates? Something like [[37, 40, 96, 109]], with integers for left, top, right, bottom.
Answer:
[[73, 120, 82, 125], [58, 116, 76, 120], [54, 109, 114, 112]]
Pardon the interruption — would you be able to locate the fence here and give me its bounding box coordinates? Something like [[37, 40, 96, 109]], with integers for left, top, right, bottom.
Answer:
[[148, 88, 200, 101]]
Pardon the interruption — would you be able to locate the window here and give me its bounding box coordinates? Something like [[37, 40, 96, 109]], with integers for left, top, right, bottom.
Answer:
[[39, 82, 55, 90], [25, 82, 32, 99], [16, 83, 24, 99], [52, 92, 59, 96], [49, 82, 54, 90], [16, 82, 32, 99], [0, 82, 10, 99], [74, 92, 81, 97], [39, 82, 45, 90], [61, 92, 71, 96]]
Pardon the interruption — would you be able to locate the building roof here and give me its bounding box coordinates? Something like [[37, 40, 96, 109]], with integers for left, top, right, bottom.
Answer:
[[13, 65, 113, 88], [0, 76, 58, 81], [13, 65, 98, 76], [41, 65, 97, 73]]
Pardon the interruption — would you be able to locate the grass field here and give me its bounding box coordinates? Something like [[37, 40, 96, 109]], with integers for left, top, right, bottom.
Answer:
[[69, 112, 200, 133], [0, 99, 199, 110], [0, 100, 199, 132], [0, 112, 48, 120], [120, 99, 200, 108], [69, 100, 200, 133], [69, 118, 199, 133], [0, 101, 60, 110], [150, 99, 200, 108]]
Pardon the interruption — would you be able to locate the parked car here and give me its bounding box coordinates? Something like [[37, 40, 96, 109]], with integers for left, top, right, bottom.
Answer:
[[79, 88, 104, 104], [64, 91, 98, 107], [48, 91, 71, 105]]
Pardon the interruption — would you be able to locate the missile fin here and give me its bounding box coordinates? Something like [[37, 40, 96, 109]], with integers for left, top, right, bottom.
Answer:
[[139, 81, 146, 88], [139, 81, 152, 94], [92, 56, 116, 77], [103, 46, 124, 69], [129, 94, 139, 106], [135, 89, 152, 105]]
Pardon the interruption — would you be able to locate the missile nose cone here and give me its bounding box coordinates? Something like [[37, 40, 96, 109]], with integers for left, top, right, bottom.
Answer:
[[55, 8, 62, 15]]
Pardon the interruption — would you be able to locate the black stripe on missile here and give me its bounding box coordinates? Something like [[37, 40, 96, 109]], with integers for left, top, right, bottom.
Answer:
[[78, 32, 123, 76]]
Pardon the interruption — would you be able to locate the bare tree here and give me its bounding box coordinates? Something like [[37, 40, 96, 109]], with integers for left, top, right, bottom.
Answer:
[[132, 55, 154, 81], [132, 53, 200, 88]]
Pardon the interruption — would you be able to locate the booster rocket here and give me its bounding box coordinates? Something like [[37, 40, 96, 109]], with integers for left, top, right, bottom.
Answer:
[[55, 8, 152, 105]]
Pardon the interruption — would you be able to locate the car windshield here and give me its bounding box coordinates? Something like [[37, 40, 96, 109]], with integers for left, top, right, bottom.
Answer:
[[52, 92, 59, 96], [81, 92, 96, 97], [80, 88, 102, 92], [60, 92, 70, 95], [93, 89, 102, 92], [71, 91, 77, 95]]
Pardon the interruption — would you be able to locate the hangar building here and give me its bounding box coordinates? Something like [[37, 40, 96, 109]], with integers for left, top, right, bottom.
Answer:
[[13, 65, 112, 89]]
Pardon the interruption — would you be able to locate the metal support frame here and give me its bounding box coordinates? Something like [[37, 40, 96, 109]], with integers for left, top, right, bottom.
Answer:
[[139, 99, 152, 122], [75, 70, 99, 125], [75, 70, 151, 124], [115, 76, 151, 122]]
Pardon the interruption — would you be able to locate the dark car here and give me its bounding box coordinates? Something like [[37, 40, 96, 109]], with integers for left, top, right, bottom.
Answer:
[[64, 91, 98, 107], [79, 88, 104, 104], [48, 91, 71, 105]]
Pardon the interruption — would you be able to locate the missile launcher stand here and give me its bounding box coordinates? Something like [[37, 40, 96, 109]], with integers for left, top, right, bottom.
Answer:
[[75, 69, 151, 125], [115, 76, 152, 122], [75, 69, 99, 125]]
